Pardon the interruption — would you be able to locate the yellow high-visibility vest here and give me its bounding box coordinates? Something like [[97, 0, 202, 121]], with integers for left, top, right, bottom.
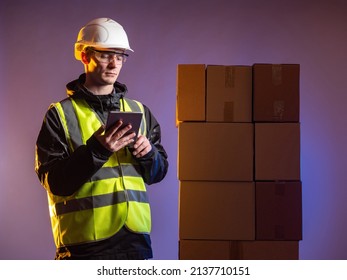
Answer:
[[48, 97, 150, 248]]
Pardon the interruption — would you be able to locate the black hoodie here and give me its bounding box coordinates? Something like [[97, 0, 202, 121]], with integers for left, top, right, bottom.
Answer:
[[35, 74, 169, 197]]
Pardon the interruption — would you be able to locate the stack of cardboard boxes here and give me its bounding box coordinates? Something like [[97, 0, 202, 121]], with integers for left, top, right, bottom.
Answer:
[[176, 64, 302, 260]]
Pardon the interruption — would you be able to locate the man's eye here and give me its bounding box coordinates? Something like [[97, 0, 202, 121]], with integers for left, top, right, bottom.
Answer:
[[100, 53, 110, 59]]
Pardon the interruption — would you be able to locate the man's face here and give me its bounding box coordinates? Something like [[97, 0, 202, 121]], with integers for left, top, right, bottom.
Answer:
[[84, 48, 127, 87]]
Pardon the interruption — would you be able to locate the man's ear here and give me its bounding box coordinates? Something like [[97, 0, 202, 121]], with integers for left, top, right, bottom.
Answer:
[[81, 51, 90, 65]]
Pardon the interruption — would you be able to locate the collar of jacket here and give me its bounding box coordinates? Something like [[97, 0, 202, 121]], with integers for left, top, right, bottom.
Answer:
[[66, 73, 128, 112]]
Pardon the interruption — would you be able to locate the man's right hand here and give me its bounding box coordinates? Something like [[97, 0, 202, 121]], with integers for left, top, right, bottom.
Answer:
[[94, 120, 136, 152]]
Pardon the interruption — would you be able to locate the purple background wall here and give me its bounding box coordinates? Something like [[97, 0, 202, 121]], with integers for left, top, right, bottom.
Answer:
[[0, 0, 346, 260]]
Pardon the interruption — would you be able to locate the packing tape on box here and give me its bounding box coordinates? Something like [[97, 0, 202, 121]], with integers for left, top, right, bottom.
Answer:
[[272, 64, 282, 86], [229, 241, 242, 259], [225, 66, 235, 88], [273, 100, 285, 120]]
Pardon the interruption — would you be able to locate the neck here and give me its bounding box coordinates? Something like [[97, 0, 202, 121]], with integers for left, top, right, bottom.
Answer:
[[83, 83, 114, 95]]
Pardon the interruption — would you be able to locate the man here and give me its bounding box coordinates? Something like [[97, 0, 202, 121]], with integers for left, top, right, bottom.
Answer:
[[35, 18, 169, 260]]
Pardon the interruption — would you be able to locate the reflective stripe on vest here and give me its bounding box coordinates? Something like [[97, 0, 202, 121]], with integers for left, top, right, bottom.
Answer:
[[48, 97, 150, 248]]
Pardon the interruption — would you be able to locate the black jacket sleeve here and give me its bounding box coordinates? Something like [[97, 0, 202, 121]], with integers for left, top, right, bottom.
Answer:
[[35, 104, 169, 197], [132, 104, 169, 185]]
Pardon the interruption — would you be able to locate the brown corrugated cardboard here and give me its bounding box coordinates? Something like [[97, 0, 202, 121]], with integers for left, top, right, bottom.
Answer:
[[230, 240, 299, 260], [253, 64, 300, 122], [179, 240, 230, 260], [176, 64, 206, 125], [256, 181, 302, 240], [206, 65, 252, 122], [179, 181, 255, 240], [178, 122, 254, 181], [255, 123, 300, 180], [179, 240, 299, 260]]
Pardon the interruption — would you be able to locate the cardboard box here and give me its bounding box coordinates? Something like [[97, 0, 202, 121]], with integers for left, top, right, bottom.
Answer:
[[253, 64, 300, 122], [179, 181, 255, 240], [178, 122, 254, 181], [179, 240, 230, 260], [230, 240, 299, 260], [255, 123, 300, 180], [206, 65, 252, 122], [179, 240, 299, 260], [256, 181, 302, 240], [176, 64, 206, 124]]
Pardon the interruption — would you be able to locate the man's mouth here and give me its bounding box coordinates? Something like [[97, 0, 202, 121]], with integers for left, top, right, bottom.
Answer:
[[105, 72, 117, 76]]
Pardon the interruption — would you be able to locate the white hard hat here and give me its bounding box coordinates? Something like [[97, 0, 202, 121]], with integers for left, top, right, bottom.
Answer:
[[74, 18, 133, 60]]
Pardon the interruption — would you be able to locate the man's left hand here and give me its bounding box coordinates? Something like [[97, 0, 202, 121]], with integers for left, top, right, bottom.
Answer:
[[132, 135, 152, 158]]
